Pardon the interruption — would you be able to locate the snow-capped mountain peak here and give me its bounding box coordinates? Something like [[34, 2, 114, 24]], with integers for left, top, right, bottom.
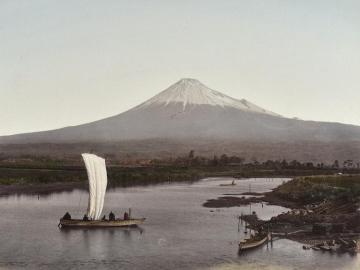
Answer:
[[138, 78, 281, 117]]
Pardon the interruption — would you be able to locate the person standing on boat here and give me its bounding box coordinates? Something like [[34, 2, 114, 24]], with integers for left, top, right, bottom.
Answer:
[[124, 212, 129, 220], [83, 214, 89, 221], [109, 211, 115, 221], [62, 212, 71, 220]]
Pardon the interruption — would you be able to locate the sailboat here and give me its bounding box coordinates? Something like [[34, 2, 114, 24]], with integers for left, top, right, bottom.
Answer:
[[59, 153, 145, 228]]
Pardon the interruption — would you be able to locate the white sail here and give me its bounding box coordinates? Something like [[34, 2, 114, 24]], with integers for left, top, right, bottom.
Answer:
[[82, 153, 108, 220]]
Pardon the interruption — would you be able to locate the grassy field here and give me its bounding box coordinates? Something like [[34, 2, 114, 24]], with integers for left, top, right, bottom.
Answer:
[[0, 166, 200, 187], [0, 162, 356, 189], [273, 174, 360, 205]]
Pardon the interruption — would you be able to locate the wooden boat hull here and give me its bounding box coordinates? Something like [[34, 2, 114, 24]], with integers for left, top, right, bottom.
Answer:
[[59, 218, 145, 228], [239, 233, 271, 251]]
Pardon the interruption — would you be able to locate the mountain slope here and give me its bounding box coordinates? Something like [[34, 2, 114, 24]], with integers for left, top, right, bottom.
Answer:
[[1, 78, 360, 146], [136, 78, 281, 117]]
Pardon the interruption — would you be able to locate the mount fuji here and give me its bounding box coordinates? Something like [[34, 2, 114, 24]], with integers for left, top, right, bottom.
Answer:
[[137, 78, 280, 117], [1, 78, 360, 161]]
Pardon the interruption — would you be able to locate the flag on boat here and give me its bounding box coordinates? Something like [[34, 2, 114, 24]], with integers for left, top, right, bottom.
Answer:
[[82, 153, 108, 220]]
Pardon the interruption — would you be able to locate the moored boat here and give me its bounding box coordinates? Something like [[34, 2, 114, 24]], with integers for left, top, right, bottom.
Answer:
[[239, 233, 271, 251]]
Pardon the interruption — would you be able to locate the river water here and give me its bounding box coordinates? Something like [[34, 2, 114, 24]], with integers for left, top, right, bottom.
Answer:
[[0, 177, 358, 270]]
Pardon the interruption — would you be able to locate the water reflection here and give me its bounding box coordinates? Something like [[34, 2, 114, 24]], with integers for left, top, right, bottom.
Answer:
[[0, 177, 358, 270]]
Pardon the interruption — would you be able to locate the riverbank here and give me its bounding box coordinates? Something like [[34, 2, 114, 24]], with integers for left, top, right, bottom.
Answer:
[[203, 191, 299, 209], [204, 174, 360, 253], [0, 165, 201, 196], [0, 163, 352, 196]]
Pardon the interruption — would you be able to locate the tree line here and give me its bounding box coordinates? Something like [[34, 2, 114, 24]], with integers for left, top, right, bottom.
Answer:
[[150, 150, 360, 170]]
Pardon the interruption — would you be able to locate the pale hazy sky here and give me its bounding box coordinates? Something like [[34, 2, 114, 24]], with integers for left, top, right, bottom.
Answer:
[[1, 0, 360, 136]]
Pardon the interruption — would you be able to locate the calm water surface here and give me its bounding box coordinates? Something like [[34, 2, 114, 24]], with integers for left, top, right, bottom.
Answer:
[[0, 177, 358, 270]]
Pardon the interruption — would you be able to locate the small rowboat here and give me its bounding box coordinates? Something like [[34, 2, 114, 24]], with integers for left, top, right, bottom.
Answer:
[[59, 218, 146, 228], [319, 245, 332, 251], [219, 180, 236, 187], [239, 233, 271, 251]]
